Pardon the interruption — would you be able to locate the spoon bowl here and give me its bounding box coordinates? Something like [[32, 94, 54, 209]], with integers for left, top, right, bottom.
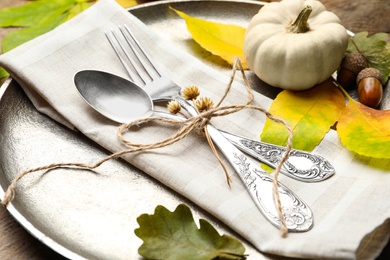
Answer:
[[74, 70, 154, 123]]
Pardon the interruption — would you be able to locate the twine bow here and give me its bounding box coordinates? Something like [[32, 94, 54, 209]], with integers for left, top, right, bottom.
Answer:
[[1, 58, 293, 236]]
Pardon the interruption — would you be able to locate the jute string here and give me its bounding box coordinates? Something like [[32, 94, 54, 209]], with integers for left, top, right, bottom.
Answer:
[[0, 58, 292, 236]]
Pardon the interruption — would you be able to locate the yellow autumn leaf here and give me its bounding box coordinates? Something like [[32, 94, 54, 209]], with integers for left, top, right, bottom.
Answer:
[[115, 0, 138, 8], [261, 79, 346, 151], [170, 7, 247, 68], [337, 94, 390, 158]]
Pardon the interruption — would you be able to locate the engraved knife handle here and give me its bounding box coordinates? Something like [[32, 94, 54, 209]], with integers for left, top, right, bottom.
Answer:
[[219, 130, 335, 182]]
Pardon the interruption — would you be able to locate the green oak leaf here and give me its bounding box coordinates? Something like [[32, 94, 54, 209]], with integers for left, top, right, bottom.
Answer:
[[135, 204, 246, 260], [347, 32, 390, 83]]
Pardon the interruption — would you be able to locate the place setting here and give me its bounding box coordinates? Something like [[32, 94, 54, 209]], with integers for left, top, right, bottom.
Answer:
[[0, 0, 390, 259]]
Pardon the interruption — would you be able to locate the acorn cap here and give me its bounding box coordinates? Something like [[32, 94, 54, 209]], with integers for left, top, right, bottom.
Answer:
[[356, 67, 384, 85], [341, 53, 367, 74]]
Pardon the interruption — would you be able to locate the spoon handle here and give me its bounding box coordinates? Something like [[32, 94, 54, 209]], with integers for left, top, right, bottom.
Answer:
[[175, 96, 314, 231]]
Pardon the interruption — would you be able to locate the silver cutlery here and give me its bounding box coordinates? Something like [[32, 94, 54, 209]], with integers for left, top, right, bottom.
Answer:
[[75, 70, 334, 183], [106, 24, 334, 183], [101, 24, 314, 231]]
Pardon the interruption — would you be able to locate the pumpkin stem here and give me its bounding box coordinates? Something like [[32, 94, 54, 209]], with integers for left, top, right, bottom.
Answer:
[[287, 5, 312, 33]]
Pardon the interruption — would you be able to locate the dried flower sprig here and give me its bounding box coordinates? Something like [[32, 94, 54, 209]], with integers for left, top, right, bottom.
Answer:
[[167, 100, 181, 114], [195, 97, 214, 112], [181, 85, 200, 100]]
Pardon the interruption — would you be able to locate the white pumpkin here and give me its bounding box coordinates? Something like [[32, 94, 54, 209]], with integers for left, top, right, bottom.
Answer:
[[244, 0, 349, 90]]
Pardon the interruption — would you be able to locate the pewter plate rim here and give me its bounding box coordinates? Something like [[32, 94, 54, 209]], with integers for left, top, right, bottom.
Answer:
[[2, 1, 389, 259], [0, 1, 267, 259]]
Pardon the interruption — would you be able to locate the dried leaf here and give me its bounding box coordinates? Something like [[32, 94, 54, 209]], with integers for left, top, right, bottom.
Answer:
[[170, 7, 247, 68], [337, 93, 390, 158], [135, 204, 246, 260], [347, 32, 390, 83], [260, 79, 345, 151]]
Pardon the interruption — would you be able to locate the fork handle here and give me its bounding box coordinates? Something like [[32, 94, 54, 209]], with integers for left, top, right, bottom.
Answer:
[[174, 95, 313, 231]]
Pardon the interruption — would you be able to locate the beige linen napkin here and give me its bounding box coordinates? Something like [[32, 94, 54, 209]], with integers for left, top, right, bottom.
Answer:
[[1, 0, 390, 259]]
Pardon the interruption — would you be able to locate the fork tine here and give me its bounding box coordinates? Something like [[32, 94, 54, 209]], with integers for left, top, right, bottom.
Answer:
[[121, 24, 162, 80], [107, 24, 183, 102], [105, 29, 141, 84], [107, 24, 163, 86]]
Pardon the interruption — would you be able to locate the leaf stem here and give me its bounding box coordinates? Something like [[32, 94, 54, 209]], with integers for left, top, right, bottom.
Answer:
[[333, 78, 353, 101]]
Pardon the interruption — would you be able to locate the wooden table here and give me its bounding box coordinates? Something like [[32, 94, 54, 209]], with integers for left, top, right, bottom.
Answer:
[[0, 0, 389, 259]]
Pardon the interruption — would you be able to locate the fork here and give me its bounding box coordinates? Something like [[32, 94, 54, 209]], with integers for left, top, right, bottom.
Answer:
[[105, 25, 314, 231], [106, 25, 334, 183]]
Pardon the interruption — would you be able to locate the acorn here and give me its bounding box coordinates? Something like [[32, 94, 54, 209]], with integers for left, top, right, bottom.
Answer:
[[356, 67, 384, 108], [337, 52, 367, 89]]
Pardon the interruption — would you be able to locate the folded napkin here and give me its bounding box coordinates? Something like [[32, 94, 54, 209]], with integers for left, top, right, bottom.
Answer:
[[1, 0, 390, 259]]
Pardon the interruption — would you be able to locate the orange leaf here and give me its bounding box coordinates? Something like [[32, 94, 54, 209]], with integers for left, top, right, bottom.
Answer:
[[337, 96, 390, 158]]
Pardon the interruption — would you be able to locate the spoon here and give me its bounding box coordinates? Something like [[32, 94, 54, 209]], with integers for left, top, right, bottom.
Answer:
[[74, 70, 335, 182]]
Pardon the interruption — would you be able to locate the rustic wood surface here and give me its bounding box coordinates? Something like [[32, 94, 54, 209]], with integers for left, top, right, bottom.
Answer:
[[0, 0, 389, 259], [270, 0, 390, 35]]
